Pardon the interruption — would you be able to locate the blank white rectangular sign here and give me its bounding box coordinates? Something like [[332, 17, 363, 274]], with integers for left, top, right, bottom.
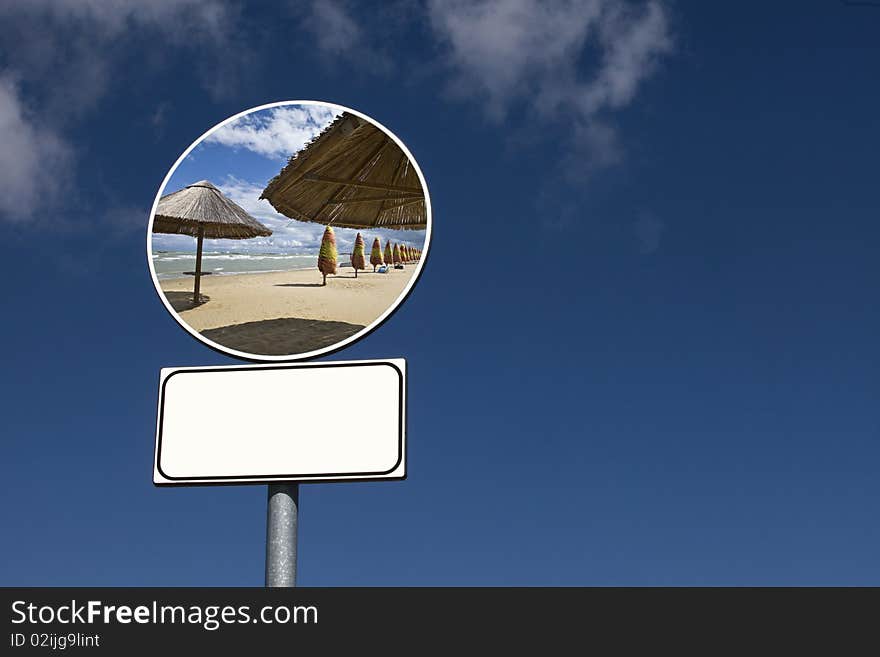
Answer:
[[154, 359, 405, 485]]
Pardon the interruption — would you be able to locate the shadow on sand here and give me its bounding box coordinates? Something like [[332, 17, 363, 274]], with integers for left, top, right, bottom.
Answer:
[[274, 283, 325, 288], [201, 317, 366, 355], [163, 291, 210, 313]]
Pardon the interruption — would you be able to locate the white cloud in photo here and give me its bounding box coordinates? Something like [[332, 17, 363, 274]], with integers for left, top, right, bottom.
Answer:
[[218, 177, 425, 255], [205, 105, 341, 160], [218, 177, 324, 250], [152, 176, 426, 256], [150, 176, 324, 253]]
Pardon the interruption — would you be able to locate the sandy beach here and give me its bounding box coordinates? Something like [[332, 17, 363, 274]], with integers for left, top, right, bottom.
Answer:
[[160, 264, 417, 354]]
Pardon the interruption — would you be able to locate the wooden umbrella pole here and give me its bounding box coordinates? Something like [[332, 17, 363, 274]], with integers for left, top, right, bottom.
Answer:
[[193, 224, 205, 304]]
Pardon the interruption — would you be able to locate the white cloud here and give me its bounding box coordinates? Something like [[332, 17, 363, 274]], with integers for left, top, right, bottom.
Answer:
[[151, 101, 172, 137], [300, 0, 395, 74], [634, 212, 664, 254], [102, 204, 152, 237], [578, 1, 672, 113], [0, 0, 241, 223], [427, 0, 672, 162], [294, 0, 671, 171], [427, 0, 602, 118], [306, 1, 363, 55], [0, 77, 71, 222], [2, 0, 230, 42], [0, 0, 237, 116], [205, 106, 340, 160]]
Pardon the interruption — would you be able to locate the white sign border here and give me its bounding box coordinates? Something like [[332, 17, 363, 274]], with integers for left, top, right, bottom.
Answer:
[[153, 359, 406, 486]]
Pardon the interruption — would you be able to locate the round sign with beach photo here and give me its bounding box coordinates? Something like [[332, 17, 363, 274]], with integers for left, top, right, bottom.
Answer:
[[147, 101, 431, 360]]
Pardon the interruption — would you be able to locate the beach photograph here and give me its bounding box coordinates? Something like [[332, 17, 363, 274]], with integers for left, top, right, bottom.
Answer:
[[149, 103, 429, 357]]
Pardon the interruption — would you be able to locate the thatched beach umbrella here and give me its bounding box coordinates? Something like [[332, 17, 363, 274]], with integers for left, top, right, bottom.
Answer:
[[153, 180, 271, 304], [318, 226, 338, 285], [392, 243, 402, 267], [370, 237, 383, 272], [260, 112, 427, 231], [351, 232, 366, 278], [384, 240, 393, 266]]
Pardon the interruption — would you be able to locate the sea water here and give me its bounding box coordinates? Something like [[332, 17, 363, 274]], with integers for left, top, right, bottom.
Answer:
[[151, 251, 353, 280]]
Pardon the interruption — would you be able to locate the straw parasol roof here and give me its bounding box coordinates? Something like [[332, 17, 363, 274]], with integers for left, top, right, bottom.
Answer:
[[153, 180, 272, 239], [152, 180, 272, 305], [260, 112, 426, 230]]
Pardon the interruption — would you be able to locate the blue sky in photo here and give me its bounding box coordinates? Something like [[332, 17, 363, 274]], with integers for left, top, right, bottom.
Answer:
[[0, 1, 878, 586], [156, 103, 427, 255]]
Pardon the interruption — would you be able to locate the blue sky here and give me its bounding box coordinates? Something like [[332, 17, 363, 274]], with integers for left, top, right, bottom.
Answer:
[[156, 103, 428, 255], [1, 1, 878, 585]]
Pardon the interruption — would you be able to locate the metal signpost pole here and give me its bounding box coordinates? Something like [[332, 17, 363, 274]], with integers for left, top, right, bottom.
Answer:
[[265, 484, 299, 587]]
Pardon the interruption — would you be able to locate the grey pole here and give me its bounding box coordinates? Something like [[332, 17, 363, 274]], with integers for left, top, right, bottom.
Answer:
[[265, 484, 299, 587]]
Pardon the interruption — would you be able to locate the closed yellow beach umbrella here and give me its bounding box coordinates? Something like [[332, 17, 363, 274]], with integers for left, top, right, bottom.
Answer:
[[317, 225, 338, 285], [392, 243, 402, 266], [351, 232, 366, 278], [384, 240, 393, 266], [370, 237, 383, 271]]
